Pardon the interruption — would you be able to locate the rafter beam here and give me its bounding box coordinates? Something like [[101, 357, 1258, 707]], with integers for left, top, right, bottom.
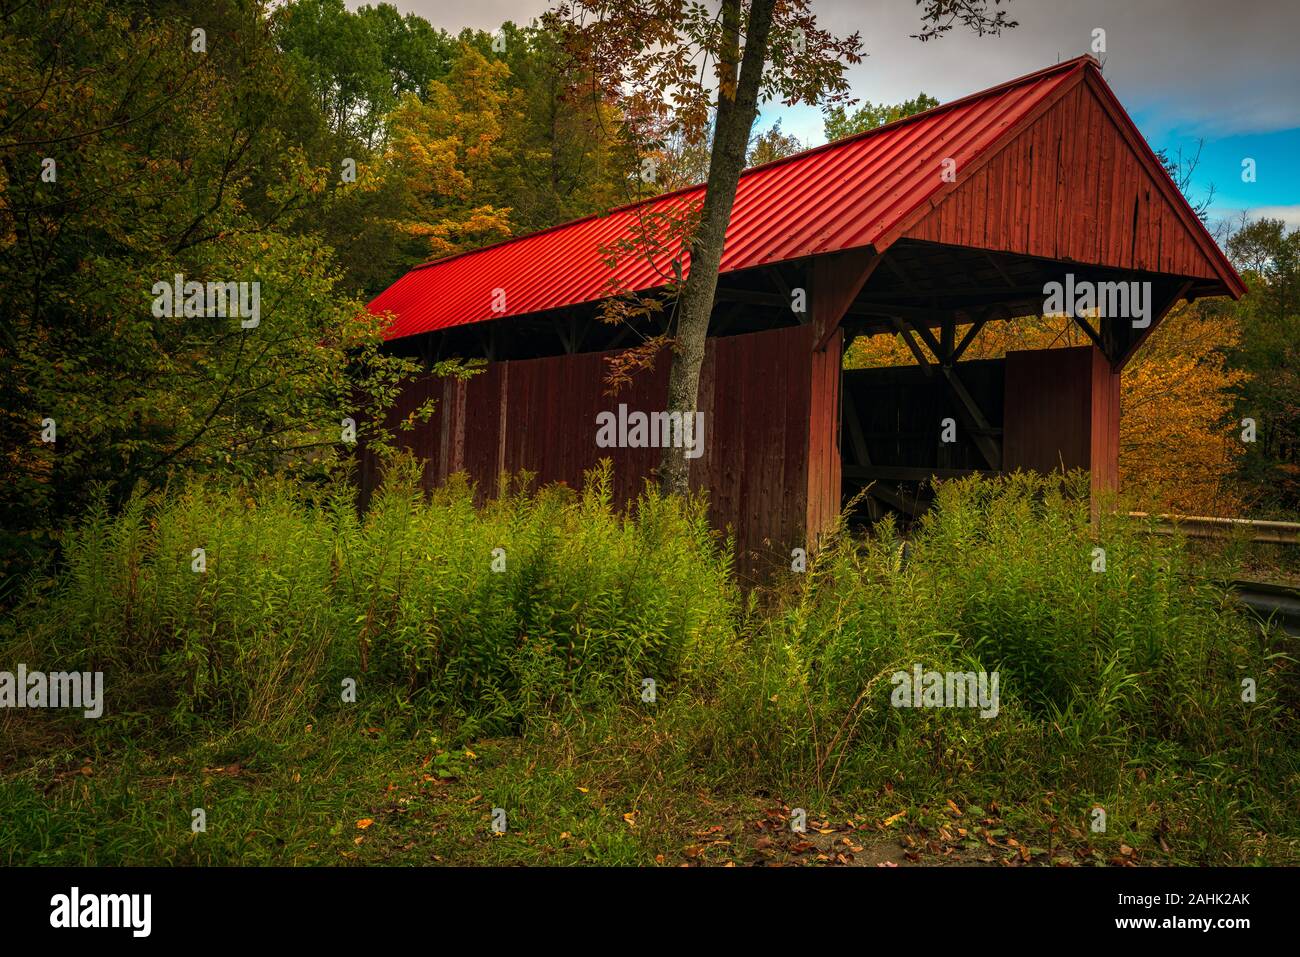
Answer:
[[1112, 280, 1193, 370], [984, 252, 1018, 289], [901, 315, 944, 361]]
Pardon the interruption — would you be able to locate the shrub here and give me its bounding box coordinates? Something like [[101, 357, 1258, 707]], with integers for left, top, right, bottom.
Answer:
[[0, 459, 736, 737]]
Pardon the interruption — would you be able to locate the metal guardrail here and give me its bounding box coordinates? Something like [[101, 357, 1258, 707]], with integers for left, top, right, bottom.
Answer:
[[1126, 512, 1300, 545], [1229, 580, 1300, 635]]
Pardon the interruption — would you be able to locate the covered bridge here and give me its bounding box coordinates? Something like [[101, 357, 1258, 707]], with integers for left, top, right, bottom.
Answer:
[[362, 54, 1244, 572]]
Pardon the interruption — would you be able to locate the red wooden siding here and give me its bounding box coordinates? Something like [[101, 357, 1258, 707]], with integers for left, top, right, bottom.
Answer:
[[360, 324, 830, 573], [904, 79, 1221, 282], [1002, 345, 1119, 495]]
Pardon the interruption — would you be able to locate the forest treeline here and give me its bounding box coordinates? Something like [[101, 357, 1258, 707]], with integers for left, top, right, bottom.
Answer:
[[2, 0, 1297, 591]]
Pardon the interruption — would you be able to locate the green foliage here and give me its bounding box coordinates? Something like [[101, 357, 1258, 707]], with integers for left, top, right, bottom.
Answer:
[[3, 473, 1296, 865], [702, 474, 1297, 848], [2, 461, 735, 738], [822, 92, 940, 141], [0, 0, 433, 585], [1225, 218, 1300, 510], [274, 0, 455, 150]]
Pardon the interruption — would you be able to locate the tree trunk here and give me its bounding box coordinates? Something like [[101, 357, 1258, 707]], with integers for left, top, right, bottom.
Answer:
[[659, 0, 777, 496]]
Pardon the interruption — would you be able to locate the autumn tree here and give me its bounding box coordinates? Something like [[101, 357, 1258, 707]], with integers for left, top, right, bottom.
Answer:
[[552, 0, 1016, 495], [380, 43, 514, 261]]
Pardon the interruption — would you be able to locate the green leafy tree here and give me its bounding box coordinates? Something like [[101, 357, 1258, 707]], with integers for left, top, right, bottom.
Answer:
[[0, 0, 444, 588], [822, 91, 939, 141], [1226, 217, 1300, 508]]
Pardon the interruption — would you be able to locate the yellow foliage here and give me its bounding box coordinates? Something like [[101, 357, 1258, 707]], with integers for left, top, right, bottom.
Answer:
[[383, 43, 514, 258], [1119, 303, 1248, 515]]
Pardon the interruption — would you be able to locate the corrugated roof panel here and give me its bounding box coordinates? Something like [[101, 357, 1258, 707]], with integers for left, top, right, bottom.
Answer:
[[371, 57, 1092, 341]]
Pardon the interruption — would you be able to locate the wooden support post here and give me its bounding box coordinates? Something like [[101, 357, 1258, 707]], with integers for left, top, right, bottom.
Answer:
[[842, 392, 872, 468], [842, 391, 881, 521]]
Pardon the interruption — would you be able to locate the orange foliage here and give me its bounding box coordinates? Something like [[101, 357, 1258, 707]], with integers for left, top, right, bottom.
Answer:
[[385, 44, 513, 259]]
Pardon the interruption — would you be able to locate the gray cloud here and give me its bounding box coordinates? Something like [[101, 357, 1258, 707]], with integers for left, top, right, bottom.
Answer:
[[371, 0, 1300, 135]]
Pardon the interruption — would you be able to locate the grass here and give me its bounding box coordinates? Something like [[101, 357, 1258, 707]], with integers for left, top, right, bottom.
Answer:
[[2, 465, 1298, 866]]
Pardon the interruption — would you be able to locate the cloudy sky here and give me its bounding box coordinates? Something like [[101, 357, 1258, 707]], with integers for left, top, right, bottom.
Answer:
[[368, 0, 1300, 228]]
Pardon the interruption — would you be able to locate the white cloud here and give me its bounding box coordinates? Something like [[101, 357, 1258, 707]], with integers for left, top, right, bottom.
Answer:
[[1213, 204, 1300, 230]]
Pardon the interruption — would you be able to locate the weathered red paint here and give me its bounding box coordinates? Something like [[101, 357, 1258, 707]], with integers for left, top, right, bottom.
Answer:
[[359, 57, 1247, 569], [901, 79, 1236, 287], [361, 324, 826, 575], [1002, 345, 1119, 495]]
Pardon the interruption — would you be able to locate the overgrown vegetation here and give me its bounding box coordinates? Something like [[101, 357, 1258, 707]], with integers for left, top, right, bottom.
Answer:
[[3, 470, 1296, 865]]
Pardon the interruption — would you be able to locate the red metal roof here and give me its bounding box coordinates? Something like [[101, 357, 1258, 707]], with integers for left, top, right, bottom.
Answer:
[[370, 56, 1233, 341]]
